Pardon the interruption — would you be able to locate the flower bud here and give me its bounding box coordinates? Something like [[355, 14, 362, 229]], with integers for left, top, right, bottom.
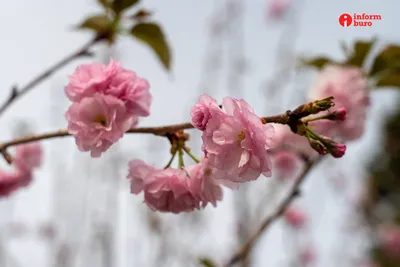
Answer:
[[309, 139, 327, 155], [292, 96, 335, 118], [327, 107, 347, 121], [310, 96, 335, 113], [329, 142, 346, 158]]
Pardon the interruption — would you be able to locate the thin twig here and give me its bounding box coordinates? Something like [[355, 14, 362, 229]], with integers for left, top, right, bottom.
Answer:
[[225, 156, 322, 267], [0, 37, 100, 117]]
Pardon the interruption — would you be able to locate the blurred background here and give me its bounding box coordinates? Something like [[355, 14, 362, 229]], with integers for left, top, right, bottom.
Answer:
[[0, 0, 399, 266]]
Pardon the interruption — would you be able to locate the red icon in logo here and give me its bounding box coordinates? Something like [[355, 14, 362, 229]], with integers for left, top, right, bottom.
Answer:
[[339, 13, 352, 27]]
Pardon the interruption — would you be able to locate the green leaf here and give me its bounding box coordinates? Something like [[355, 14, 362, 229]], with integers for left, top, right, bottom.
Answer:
[[131, 22, 172, 70], [345, 38, 377, 67], [376, 69, 400, 88], [199, 258, 216, 267], [112, 0, 139, 14], [97, 0, 111, 9], [370, 45, 400, 76], [300, 57, 334, 70], [77, 14, 111, 34]]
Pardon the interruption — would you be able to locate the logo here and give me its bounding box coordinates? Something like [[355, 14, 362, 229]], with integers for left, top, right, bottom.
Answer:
[[339, 13, 382, 27], [339, 13, 352, 27]]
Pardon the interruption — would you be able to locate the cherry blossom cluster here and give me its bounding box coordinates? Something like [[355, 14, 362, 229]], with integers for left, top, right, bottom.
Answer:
[[0, 142, 42, 197], [128, 95, 275, 213], [60, 60, 348, 214], [64, 60, 152, 157]]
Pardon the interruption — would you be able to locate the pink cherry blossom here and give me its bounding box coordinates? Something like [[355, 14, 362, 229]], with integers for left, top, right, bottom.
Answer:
[[201, 97, 275, 183], [190, 94, 220, 131], [299, 247, 316, 266], [65, 59, 152, 116], [272, 150, 301, 180], [284, 206, 307, 228], [66, 93, 135, 157], [64, 60, 118, 102], [378, 224, 400, 258], [0, 170, 31, 197], [267, 0, 291, 20], [186, 159, 223, 207], [14, 142, 42, 173], [308, 64, 369, 141], [128, 160, 201, 213], [127, 159, 157, 194], [105, 67, 152, 116]]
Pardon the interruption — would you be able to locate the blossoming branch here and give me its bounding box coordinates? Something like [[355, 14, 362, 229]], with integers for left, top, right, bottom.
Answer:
[[0, 58, 354, 215]]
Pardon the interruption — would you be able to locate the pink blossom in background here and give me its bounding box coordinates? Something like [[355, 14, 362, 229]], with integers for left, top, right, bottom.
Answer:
[[299, 247, 316, 266], [14, 142, 42, 173], [308, 64, 369, 141], [4, 221, 29, 238], [271, 124, 317, 159], [284, 206, 307, 228], [190, 94, 220, 131], [272, 150, 302, 180], [128, 160, 201, 213], [66, 94, 135, 157], [37, 222, 57, 241], [187, 159, 223, 207], [200, 96, 275, 183], [0, 171, 29, 197], [378, 224, 400, 258], [266, 0, 291, 20]]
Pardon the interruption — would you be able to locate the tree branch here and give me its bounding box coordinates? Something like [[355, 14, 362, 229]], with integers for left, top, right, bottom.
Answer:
[[0, 37, 100, 118], [0, 114, 290, 163], [225, 156, 322, 267]]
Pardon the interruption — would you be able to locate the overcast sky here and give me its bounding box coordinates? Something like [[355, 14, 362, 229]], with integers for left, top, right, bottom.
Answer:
[[0, 0, 399, 266]]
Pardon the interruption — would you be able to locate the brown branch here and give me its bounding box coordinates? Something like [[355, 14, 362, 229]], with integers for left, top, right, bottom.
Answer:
[[0, 95, 333, 163], [0, 114, 290, 150], [0, 37, 101, 118], [225, 156, 322, 267]]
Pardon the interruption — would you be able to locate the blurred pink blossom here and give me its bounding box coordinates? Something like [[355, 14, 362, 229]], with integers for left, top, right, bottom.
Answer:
[[378, 224, 400, 258], [299, 247, 316, 266], [272, 150, 302, 180], [308, 65, 369, 141], [14, 142, 42, 173], [0, 171, 30, 197], [266, 0, 291, 20], [284, 206, 307, 228], [271, 124, 317, 160]]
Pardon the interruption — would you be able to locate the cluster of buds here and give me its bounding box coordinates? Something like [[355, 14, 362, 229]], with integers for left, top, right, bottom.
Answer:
[[284, 97, 347, 158]]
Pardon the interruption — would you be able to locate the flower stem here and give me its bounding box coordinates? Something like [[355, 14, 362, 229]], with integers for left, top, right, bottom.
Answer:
[[183, 147, 200, 163], [303, 115, 329, 122], [178, 148, 185, 168], [164, 151, 177, 169]]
